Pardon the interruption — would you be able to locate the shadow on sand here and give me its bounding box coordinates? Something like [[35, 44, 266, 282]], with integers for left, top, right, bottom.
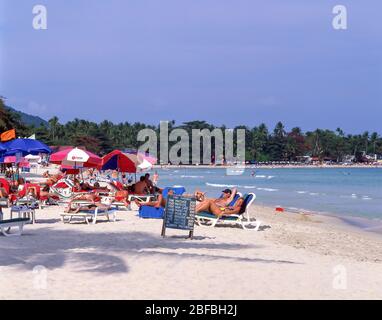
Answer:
[[0, 223, 299, 275]]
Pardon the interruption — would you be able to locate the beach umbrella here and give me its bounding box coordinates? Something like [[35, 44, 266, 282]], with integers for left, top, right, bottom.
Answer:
[[50, 147, 102, 168], [2, 138, 51, 156], [101, 150, 138, 173]]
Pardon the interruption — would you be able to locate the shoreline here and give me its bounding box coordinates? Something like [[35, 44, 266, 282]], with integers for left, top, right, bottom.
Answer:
[[253, 201, 382, 237], [11, 167, 382, 237]]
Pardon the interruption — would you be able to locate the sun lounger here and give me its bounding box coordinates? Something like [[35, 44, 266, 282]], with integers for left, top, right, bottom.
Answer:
[[195, 193, 261, 230], [60, 207, 117, 224]]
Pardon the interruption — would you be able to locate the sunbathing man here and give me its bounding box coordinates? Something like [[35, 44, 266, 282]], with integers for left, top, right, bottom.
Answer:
[[196, 188, 238, 213], [133, 176, 149, 195], [144, 173, 161, 194]]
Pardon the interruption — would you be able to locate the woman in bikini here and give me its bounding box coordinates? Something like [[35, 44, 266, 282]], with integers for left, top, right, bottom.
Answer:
[[196, 188, 238, 214]]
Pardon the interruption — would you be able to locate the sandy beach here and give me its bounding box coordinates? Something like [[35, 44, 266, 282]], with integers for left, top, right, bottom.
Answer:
[[1, 202, 381, 300]]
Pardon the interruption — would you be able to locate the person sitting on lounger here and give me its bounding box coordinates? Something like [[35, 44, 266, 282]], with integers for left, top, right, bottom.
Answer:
[[196, 188, 238, 213], [144, 173, 161, 194], [133, 176, 149, 195], [134, 189, 174, 208]]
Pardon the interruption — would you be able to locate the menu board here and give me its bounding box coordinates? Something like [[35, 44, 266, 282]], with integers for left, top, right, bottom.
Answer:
[[161, 195, 196, 238]]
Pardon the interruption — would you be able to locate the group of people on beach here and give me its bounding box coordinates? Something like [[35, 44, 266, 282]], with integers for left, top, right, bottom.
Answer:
[[2, 167, 245, 218], [135, 187, 246, 217]]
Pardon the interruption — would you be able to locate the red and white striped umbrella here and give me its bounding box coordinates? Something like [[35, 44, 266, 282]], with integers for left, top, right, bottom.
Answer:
[[50, 147, 102, 168]]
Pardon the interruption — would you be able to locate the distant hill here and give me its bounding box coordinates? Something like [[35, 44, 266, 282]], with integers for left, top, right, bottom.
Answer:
[[5, 106, 48, 127]]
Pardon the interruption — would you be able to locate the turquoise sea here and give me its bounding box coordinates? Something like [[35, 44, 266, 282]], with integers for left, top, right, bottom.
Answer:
[[154, 167, 382, 222]]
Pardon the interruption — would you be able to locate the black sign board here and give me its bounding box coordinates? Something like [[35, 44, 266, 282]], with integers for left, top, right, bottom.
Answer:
[[161, 195, 196, 239]]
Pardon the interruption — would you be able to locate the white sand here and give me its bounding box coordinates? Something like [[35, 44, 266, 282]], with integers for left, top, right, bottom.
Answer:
[[1, 203, 381, 300]]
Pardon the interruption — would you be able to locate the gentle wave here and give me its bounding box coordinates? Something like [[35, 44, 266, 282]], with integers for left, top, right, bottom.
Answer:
[[254, 175, 275, 179], [206, 182, 238, 188], [181, 175, 204, 178], [257, 187, 279, 192]]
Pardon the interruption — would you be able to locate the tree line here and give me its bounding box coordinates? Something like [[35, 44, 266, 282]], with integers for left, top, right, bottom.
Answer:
[[1, 98, 381, 162]]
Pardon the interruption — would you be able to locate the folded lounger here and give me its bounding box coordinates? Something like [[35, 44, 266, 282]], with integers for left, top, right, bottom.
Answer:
[[0, 210, 30, 236], [195, 192, 261, 231], [60, 207, 117, 225], [138, 186, 186, 219]]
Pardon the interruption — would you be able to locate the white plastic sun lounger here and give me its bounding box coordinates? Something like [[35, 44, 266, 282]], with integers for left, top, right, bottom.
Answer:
[[195, 193, 261, 231], [60, 207, 117, 225]]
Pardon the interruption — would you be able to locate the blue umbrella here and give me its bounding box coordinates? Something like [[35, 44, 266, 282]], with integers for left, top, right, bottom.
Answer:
[[2, 138, 51, 156]]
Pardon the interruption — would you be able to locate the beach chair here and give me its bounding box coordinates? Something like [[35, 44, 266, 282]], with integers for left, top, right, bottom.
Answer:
[[0, 211, 30, 236], [195, 193, 261, 230], [60, 207, 117, 225]]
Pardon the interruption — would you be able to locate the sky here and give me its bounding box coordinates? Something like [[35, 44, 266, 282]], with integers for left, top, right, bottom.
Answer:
[[0, 0, 381, 133]]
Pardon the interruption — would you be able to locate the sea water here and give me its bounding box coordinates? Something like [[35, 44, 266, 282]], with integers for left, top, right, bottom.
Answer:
[[154, 167, 382, 221]]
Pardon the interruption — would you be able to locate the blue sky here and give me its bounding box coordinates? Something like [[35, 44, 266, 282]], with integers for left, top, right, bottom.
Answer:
[[0, 0, 381, 133]]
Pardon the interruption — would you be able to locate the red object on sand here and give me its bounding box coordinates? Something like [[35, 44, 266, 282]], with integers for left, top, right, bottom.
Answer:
[[275, 207, 284, 213]]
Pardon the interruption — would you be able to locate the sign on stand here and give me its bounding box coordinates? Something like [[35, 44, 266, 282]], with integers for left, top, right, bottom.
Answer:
[[161, 195, 196, 239]]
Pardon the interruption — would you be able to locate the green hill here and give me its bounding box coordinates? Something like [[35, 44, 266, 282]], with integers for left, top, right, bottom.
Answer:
[[5, 106, 48, 127]]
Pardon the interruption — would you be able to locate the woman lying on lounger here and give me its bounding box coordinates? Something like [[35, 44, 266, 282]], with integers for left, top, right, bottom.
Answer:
[[201, 196, 245, 217], [65, 192, 103, 212], [64, 202, 111, 213], [196, 188, 238, 214]]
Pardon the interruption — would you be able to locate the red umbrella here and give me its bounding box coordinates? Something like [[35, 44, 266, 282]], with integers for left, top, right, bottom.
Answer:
[[101, 150, 139, 173], [50, 147, 102, 168]]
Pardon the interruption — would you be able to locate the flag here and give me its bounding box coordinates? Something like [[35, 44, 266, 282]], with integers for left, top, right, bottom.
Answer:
[[1, 129, 16, 142]]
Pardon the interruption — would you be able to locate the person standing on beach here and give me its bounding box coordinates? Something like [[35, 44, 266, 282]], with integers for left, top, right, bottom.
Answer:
[[152, 171, 159, 186]]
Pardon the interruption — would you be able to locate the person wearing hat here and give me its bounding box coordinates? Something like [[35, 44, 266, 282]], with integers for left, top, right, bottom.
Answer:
[[196, 188, 238, 213]]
